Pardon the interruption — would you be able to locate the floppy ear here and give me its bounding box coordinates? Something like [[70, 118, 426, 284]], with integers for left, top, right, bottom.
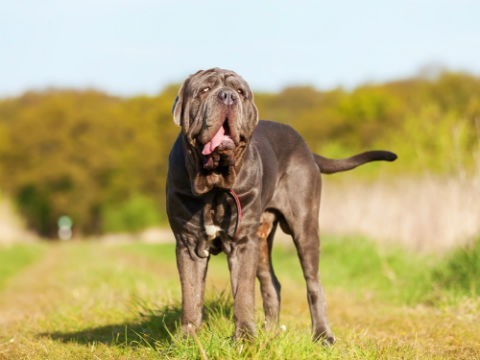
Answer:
[[172, 95, 181, 126], [250, 97, 259, 126], [172, 76, 191, 127], [172, 71, 202, 127]]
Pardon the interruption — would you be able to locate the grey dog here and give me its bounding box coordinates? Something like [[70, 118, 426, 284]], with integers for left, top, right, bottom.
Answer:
[[166, 68, 396, 343]]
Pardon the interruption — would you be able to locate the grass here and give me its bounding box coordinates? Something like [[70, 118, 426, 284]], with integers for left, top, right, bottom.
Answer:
[[0, 243, 45, 290], [0, 236, 479, 359], [433, 238, 480, 296]]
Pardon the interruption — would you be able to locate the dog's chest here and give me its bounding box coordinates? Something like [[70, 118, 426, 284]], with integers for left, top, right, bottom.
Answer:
[[205, 224, 222, 241], [201, 191, 231, 236], [196, 190, 241, 256]]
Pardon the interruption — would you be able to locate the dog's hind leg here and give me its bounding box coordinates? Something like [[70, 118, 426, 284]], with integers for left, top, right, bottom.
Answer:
[[256, 211, 281, 329], [292, 221, 335, 345], [280, 166, 335, 345]]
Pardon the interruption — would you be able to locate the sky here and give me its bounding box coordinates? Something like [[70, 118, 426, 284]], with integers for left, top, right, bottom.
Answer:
[[1, 0, 479, 97]]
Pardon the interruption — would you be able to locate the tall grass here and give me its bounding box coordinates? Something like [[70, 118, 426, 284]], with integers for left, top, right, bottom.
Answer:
[[433, 237, 480, 296], [320, 170, 480, 252]]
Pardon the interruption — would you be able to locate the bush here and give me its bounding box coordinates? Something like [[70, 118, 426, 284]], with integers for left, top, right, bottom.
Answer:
[[1, 72, 480, 236], [101, 194, 161, 233]]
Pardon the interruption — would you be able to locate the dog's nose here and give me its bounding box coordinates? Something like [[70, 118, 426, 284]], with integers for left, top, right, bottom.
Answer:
[[218, 89, 238, 106]]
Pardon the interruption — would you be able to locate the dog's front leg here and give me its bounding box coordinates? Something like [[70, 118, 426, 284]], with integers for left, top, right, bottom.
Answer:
[[227, 235, 259, 340], [176, 243, 209, 335]]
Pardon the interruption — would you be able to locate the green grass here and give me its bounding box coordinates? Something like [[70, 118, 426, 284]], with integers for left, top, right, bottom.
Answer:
[[0, 243, 45, 290], [0, 236, 479, 359], [272, 238, 429, 304], [433, 237, 480, 296]]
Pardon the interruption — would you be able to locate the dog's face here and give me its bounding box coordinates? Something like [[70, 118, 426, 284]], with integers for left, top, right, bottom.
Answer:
[[172, 68, 259, 195]]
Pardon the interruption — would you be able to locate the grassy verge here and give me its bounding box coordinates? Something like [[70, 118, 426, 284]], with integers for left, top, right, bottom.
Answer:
[[433, 237, 480, 296], [0, 236, 479, 359], [0, 243, 45, 290]]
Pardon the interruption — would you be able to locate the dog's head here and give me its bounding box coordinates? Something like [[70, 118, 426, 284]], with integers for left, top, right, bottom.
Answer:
[[172, 68, 259, 195]]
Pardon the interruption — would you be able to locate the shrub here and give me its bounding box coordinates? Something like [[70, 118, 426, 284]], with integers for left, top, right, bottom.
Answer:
[[101, 194, 161, 233]]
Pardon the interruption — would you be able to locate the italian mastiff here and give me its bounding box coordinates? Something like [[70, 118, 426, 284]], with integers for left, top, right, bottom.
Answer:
[[166, 68, 396, 343]]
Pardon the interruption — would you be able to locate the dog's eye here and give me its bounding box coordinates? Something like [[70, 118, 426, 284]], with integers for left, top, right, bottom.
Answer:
[[200, 87, 210, 93], [237, 88, 244, 96]]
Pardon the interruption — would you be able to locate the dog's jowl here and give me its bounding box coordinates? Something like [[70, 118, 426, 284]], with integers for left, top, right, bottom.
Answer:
[[166, 68, 397, 343]]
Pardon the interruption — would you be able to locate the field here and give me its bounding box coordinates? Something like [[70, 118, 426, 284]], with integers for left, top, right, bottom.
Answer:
[[1, 237, 479, 359]]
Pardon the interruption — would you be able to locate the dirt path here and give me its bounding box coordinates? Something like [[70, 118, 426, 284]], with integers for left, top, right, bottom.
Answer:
[[0, 244, 72, 328]]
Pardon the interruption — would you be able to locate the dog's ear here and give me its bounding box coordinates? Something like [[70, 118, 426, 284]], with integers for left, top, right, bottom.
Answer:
[[173, 71, 203, 127], [249, 96, 259, 126], [172, 95, 181, 126], [172, 76, 191, 127], [172, 86, 185, 127]]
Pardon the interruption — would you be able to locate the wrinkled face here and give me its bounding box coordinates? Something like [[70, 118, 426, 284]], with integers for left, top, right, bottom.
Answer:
[[172, 68, 259, 194]]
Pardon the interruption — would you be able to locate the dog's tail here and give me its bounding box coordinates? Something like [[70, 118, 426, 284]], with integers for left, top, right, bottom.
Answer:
[[313, 150, 397, 174]]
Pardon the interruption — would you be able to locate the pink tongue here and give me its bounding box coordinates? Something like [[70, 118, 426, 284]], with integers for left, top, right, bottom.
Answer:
[[202, 126, 231, 155]]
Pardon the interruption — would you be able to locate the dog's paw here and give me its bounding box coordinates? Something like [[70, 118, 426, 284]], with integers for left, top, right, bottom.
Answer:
[[313, 329, 336, 346], [182, 323, 198, 337]]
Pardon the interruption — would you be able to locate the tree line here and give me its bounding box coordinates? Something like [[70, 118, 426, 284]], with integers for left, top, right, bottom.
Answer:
[[0, 71, 478, 236]]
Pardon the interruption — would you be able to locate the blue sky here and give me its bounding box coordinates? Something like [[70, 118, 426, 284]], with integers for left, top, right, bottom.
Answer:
[[2, 0, 479, 96]]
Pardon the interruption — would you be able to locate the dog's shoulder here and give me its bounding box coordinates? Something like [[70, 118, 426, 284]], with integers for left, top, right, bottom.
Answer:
[[253, 120, 307, 154], [168, 134, 185, 165], [167, 133, 189, 183]]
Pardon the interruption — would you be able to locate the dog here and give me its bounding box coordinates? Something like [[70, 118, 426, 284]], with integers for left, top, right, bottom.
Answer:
[[166, 68, 396, 343]]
